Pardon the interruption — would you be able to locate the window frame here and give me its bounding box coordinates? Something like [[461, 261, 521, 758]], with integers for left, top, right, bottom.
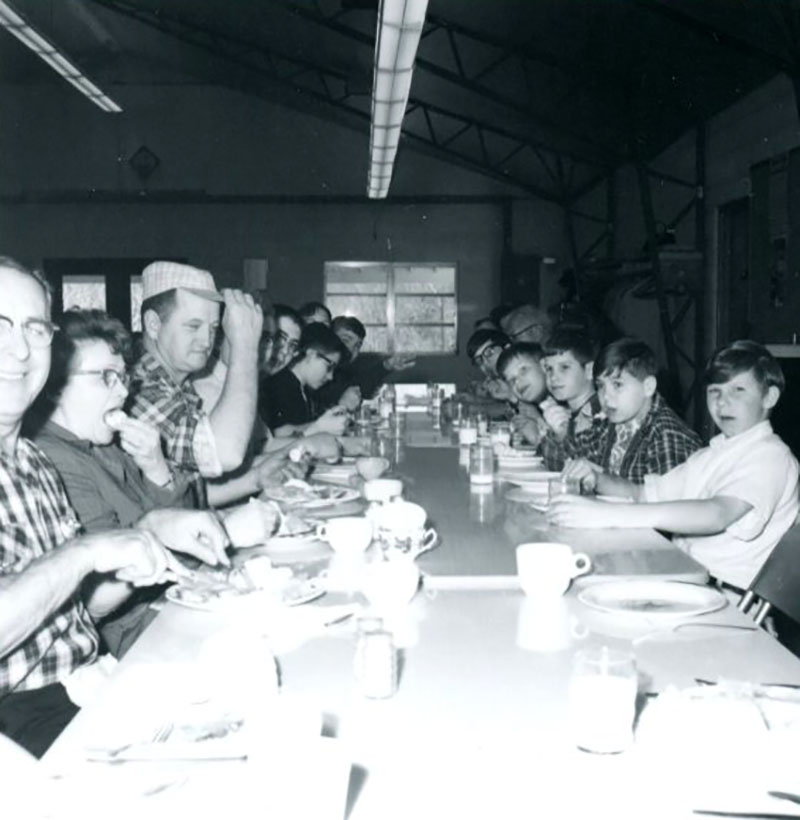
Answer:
[[324, 261, 458, 356]]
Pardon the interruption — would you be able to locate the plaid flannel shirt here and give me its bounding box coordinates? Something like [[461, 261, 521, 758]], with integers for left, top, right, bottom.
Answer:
[[129, 352, 223, 506], [548, 392, 702, 482], [0, 439, 100, 695]]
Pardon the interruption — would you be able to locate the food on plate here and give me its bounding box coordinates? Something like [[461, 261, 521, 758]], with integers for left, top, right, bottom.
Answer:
[[261, 478, 357, 507]]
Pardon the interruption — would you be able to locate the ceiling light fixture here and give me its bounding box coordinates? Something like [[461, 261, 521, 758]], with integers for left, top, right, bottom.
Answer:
[[367, 0, 428, 199], [0, 0, 122, 112]]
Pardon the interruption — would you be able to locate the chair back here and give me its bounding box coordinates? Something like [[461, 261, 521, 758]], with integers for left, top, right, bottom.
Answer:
[[739, 522, 800, 626]]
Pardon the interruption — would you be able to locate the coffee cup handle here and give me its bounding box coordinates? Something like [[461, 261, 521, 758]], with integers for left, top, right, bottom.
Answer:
[[572, 552, 591, 577], [571, 618, 589, 640], [419, 527, 438, 552], [315, 523, 328, 541]]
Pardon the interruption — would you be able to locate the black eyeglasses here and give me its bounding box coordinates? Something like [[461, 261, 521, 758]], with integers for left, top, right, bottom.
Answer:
[[72, 369, 130, 389], [472, 343, 503, 367], [0, 314, 58, 349], [316, 352, 337, 373], [509, 322, 544, 340]]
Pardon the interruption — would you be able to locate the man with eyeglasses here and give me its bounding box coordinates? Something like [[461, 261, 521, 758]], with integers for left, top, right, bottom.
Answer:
[[465, 328, 515, 403], [500, 304, 553, 345], [128, 262, 263, 508], [0, 258, 231, 757]]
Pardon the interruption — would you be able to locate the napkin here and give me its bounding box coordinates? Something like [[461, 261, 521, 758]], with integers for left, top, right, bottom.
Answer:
[[633, 681, 800, 817]]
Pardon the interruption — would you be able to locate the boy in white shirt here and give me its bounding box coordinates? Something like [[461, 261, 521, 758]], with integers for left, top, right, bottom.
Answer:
[[548, 340, 799, 591]]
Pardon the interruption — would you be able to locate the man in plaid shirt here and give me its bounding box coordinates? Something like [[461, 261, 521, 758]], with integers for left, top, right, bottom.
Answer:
[[129, 262, 263, 508], [553, 338, 701, 482], [0, 259, 229, 757]]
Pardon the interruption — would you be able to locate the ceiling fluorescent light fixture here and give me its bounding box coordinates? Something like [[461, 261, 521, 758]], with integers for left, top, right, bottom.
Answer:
[[367, 0, 428, 199], [0, 0, 121, 112]]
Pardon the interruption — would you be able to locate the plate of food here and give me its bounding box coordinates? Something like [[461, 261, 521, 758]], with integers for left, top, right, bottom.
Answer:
[[578, 580, 726, 618], [165, 563, 325, 610], [261, 479, 360, 509]]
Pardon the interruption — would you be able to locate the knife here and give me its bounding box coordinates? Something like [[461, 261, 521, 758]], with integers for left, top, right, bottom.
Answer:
[[694, 810, 800, 819]]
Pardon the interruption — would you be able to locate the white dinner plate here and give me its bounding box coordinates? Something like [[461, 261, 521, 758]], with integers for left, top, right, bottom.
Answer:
[[502, 471, 561, 488], [165, 579, 325, 611], [578, 580, 726, 618], [262, 484, 361, 509]]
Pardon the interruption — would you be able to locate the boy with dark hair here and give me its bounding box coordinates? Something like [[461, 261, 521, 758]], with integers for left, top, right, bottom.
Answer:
[[298, 302, 332, 327], [540, 328, 601, 439], [558, 337, 701, 482], [258, 323, 349, 437], [550, 341, 799, 591]]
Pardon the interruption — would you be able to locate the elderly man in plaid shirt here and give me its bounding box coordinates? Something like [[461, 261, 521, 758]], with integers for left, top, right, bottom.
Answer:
[[0, 258, 230, 757], [128, 262, 263, 507]]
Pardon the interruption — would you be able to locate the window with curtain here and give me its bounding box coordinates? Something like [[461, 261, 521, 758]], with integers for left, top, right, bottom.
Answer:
[[324, 262, 457, 355]]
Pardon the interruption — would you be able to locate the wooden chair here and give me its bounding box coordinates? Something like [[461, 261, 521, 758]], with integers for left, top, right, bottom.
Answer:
[[739, 523, 800, 626]]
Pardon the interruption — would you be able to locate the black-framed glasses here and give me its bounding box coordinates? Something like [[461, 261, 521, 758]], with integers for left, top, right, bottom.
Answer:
[[72, 369, 130, 389], [316, 351, 338, 373], [509, 322, 544, 340], [472, 343, 503, 367], [0, 314, 58, 349], [276, 330, 300, 353]]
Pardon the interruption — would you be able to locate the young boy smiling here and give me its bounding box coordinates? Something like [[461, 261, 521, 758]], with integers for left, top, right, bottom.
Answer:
[[550, 341, 800, 591]]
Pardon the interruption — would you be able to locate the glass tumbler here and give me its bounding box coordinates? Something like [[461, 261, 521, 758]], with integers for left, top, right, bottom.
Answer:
[[568, 647, 637, 754], [469, 441, 495, 485]]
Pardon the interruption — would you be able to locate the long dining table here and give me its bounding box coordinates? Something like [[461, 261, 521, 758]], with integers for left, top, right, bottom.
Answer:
[[43, 414, 800, 819]]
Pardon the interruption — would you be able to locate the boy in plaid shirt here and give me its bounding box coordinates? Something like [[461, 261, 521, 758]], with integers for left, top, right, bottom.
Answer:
[[555, 337, 701, 482]]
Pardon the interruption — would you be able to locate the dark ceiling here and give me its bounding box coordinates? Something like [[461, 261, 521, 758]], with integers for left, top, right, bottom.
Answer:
[[2, 0, 797, 203]]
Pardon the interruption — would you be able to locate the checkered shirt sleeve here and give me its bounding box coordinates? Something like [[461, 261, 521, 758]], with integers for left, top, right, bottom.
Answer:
[[562, 393, 701, 482], [0, 441, 100, 695], [129, 354, 222, 478]]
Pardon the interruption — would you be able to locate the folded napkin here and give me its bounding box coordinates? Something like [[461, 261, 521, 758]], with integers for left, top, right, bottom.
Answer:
[[632, 681, 800, 817]]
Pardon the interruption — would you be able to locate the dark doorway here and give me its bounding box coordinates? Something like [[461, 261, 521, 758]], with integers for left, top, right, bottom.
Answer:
[[717, 198, 750, 344]]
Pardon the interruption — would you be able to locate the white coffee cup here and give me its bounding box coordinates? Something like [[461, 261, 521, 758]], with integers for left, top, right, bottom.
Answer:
[[516, 542, 591, 598], [372, 501, 437, 554], [316, 516, 373, 555]]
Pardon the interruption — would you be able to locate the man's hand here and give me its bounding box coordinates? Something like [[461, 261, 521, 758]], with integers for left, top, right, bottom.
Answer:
[[542, 403, 570, 440], [81, 528, 176, 586], [221, 289, 263, 356], [339, 386, 362, 411], [384, 353, 416, 372], [117, 417, 171, 484], [485, 378, 513, 402], [299, 433, 342, 462], [221, 500, 279, 547], [561, 458, 603, 494], [137, 508, 230, 566], [309, 406, 349, 436]]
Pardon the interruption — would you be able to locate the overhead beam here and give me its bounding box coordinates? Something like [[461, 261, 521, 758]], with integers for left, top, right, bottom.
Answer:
[[89, 0, 578, 202]]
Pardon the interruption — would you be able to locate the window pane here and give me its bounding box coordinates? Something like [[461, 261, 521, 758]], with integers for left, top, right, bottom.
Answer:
[[396, 325, 456, 354], [394, 264, 455, 294], [362, 326, 389, 353], [326, 263, 388, 294], [130, 276, 143, 332], [62, 275, 106, 312], [396, 295, 456, 324], [327, 295, 388, 325]]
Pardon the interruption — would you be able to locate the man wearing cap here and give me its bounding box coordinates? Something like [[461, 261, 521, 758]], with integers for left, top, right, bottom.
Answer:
[[0, 257, 230, 757], [129, 262, 262, 507]]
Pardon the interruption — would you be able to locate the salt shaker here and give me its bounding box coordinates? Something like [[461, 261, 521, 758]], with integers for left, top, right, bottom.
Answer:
[[354, 620, 398, 699]]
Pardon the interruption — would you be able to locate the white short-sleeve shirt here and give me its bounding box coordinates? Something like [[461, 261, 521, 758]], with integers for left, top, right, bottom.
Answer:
[[642, 421, 799, 589]]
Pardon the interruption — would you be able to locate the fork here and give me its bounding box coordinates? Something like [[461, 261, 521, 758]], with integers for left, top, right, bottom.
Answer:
[[87, 722, 174, 761]]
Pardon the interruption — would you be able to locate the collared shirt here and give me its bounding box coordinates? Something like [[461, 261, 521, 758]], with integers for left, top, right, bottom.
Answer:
[[35, 421, 190, 533], [0, 439, 100, 694], [557, 392, 702, 482], [129, 352, 223, 506], [643, 421, 799, 588]]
